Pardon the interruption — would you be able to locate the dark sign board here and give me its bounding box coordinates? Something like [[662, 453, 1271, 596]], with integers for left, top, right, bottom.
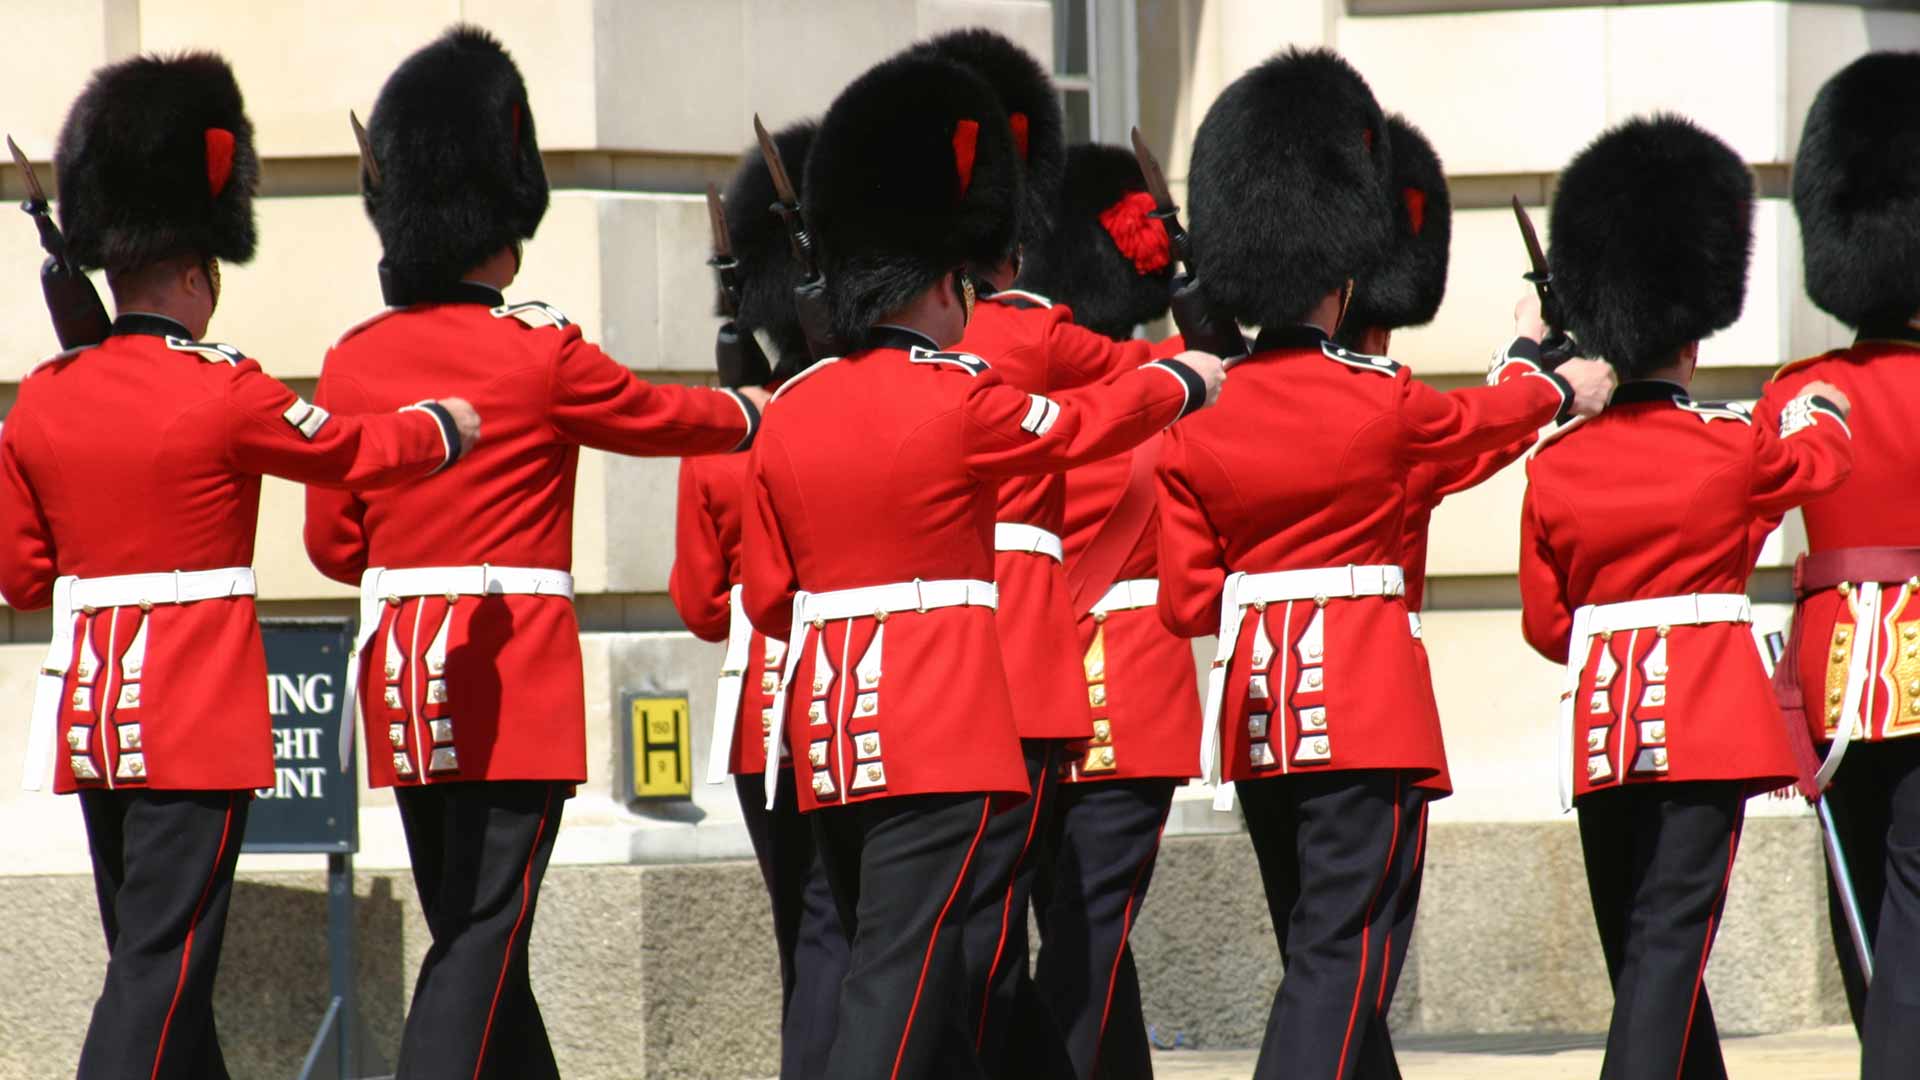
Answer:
[[242, 618, 358, 854]]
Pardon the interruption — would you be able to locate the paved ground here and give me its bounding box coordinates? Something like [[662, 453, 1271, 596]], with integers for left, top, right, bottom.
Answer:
[[1147, 1025, 1859, 1078]]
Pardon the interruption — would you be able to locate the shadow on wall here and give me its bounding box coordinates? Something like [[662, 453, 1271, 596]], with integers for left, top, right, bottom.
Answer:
[[215, 875, 409, 1078]]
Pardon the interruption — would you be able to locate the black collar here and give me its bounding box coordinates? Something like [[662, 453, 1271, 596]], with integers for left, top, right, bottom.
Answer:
[[379, 264, 505, 309], [111, 313, 193, 339], [1854, 321, 1920, 349], [1610, 379, 1689, 407], [859, 324, 941, 353], [1252, 325, 1329, 354]]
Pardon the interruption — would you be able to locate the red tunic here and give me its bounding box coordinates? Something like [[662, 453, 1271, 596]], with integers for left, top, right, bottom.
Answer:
[[305, 288, 755, 787], [0, 316, 454, 793], [670, 451, 784, 775], [1520, 380, 1853, 800], [1759, 335, 1920, 746], [741, 326, 1203, 811], [1157, 326, 1570, 788], [1060, 439, 1200, 783], [953, 289, 1170, 742]]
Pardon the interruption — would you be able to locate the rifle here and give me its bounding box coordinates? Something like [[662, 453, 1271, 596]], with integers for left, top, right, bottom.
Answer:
[[1129, 126, 1247, 362], [1509, 196, 1578, 367], [8, 136, 109, 350], [753, 115, 841, 361], [706, 183, 773, 387]]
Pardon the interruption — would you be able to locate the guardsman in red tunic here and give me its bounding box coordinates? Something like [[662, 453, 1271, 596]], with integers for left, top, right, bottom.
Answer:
[[1157, 50, 1616, 1080], [1759, 53, 1920, 1076], [903, 33, 1184, 1067], [670, 120, 847, 1080], [1014, 142, 1189, 1080], [1519, 115, 1854, 1080], [0, 56, 476, 1079], [303, 28, 761, 1079], [740, 52, 1223, 1079]]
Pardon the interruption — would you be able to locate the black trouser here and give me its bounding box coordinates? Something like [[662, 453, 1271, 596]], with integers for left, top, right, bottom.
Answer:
[[1577, 781, 1745, 1080], [394, 780, 566, 1080], [813, 792, 993, 1079], [1820, 737, 1920, 1079], [737, 770, 851, 1080], [961, 738, 1063, 1072], [1353, 797, 1429, 1080], [1238, 769, 1426, 1080], [1031, 778, 1176, 1080], [77, 788, 249, 1080]]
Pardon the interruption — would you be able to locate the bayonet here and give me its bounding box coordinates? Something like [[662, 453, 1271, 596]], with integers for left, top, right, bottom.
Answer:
[[1128, 126, 1246, 361], [706, 183, 741, 317], [753, 113, 840, 360], [349, 110, 382, 191], [9, 135, 109, 349], [703, 182, 772, 387], [1510, 196, 1576, 365]]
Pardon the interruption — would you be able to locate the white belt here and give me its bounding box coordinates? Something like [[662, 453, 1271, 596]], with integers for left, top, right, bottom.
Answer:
[[765, 577, 997, 808], [340, 564, 575, 770], [1201, 565, 1406, 811], [1820, 582, 1880, 793], [707, 585, 754, 785], [1557, 592, 1751, 811], [1409, 612, 1423, 640], [994, 523, 1064, 563], [1091, 578, 1159, 617], [23, 567, 256, 791]]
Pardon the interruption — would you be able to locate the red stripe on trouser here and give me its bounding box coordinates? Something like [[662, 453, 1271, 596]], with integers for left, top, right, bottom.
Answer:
[[149, 795, 236, 1080], [893, 800, 993, 1080], [1378, 803, 1429, 1011], [471, 787, 555, 1080], [1334, 776, 1404, 1080], [1090, 823, 1167, 1077], [975, 764, 1051, 1044], [1673, 808, 1743, 1080]]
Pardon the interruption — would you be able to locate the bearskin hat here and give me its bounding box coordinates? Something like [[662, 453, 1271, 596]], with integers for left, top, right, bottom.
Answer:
[[1341, 114, 1450, 334], [1793, 51, 1920, 329], [803, 53, 1020, 345], [1548, 114, 1753, 377], [54, 52, 259, 273], [1018, 144, 1172, 339], [362, 26, 549, 295], [722, 121, 815, 378], [1188, 48, 1393, 330], [913, 28, 1065, 247]]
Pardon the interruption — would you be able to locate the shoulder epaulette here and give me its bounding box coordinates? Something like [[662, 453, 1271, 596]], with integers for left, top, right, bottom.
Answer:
[[1321, 340, 1401, 375], [769, 357, 839, 402], [164, 336, 247, 365], [1529, 413, 1589, 458], [1675, 398, 1753, 425], [910, 346, 990, 376], [1768, 354, 1830, 384], [26, 344, 95, 379], [490, 301, 572, 329], [989, 289, 1054, 311], [334, 307, 402, 347]]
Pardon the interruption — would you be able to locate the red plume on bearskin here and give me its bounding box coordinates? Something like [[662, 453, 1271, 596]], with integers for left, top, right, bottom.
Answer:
[[1793, 51, 1920, 330], [802, 53, 1020, 345], [1019, 143, 1172, 340], [1342, 113, 1451, 335], [722, 120, 816, 377], [362, 25, 549, 295], [912, 28, 1065, 246], [1188, 48, 1395, 330], [1548, 114, 1753, 378], [54, 51, 259, 273]]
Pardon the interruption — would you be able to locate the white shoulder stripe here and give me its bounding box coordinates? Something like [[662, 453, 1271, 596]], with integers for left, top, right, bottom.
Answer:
[[281, 398, 331, 440], [769, 357, 839, 402], [1020, 394, 1060, 436]]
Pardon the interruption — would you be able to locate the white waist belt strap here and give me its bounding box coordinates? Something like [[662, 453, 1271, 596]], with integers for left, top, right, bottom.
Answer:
[[340, 564, 575, 771], [1091, 578, 1159, 617], [994, 523, 1064, 563], [707, 584, 755, 786], [24, 567, 256, 790], [1201, 566, 1407, 811], [766, 577, 997, 809], [1557, 592, 1751, 811]]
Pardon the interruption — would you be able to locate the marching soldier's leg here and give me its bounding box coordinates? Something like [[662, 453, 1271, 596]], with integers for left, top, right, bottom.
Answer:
[[1354, 797, 1431, 1080], [1237, 775, 1304, 972], [1823, 744, 1890, 1034], [822, 794, 992, 1080], [963, 738, 1062, 1066], [394, 780, 565, 1080], [1862, 740, 1920, 1079], [1032, 778, 1176, 1079], [77, 790, 248, 1080]]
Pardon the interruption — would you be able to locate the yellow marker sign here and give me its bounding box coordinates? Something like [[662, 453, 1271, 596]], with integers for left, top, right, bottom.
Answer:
[[629, 695, 692, 799]]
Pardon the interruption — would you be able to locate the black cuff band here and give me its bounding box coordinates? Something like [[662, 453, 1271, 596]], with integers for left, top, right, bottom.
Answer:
[[417, 401, 462, 471], [1539, 369, 1576, 424], [726, 388, 762, 451], [1505, 337, 1544, 367], [1151, 358, 1209, 419]]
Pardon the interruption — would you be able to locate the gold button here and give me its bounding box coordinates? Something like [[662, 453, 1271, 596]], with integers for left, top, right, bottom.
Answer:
[[81, 606, 96, 616], [1830, 689, 1844, 704], [138, 600, 153, 612], [811, 619, 826, 630], [446, 592, 459, 603], [1906, 627, 1918, 642], [1252, 601, 1267, 612], [1093, 612, 1107, 624], [1653, 748, 1668, 767], [1314, 737, 1329, 755], [386, 594, 401, 606], [1314, 595, 1329, 608], [1836, 629, 1850, 644], [1599, 630, 1612, 642], [1840, 582, 1853, 596], [1098, 748, 1115, 767], [874, 610, 888, 623], [866, 765, 882, 781], [1656, 625, 1670, 638]]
